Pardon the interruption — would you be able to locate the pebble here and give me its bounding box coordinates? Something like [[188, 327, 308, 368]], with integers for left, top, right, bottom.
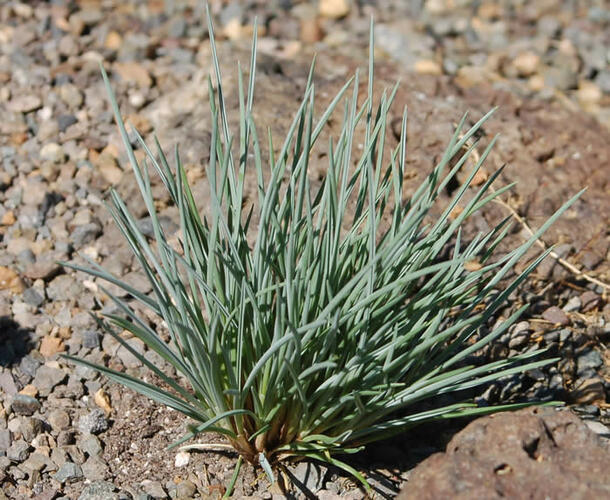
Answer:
[[174, 451, 190, 467], [81, 455, 109, 481], [78, 409, 109, 435], [48, 409, 71, 431], [577, 81, 602, 106], [512, 51, 540, 77], [8, 95, 42, 113], [576, 350, 603, 376], [78, 434, 103, 457], [140, 480, 167, 499], [0, 429, 11, 452], [82, 330, 101, 349], [542, 306, 570, 326], [0, 371, 18, 396], [57, 114, 78, 132], [71, 222, 102, 247], [53, 461, 84, 483], [414, 59, 443, 75], [562, 296, 581, 312], [7, 439, 30, 462], [78, 481, 118, 500], [292, 461, 327, 492], [580, 291, 600, 312], [19, 416, 44, 441], [0, 266, 25, 293], [32, 364, 67, 396], [113, 62, 152, 88], [584, 420, 610, 438], [40, 143, 66, 163], [175, 479, 197, 498], [22, 287, 45, 307], [319, 0, 350, 19], [10, 394, 41, 416], [570, 377, 606, 404]]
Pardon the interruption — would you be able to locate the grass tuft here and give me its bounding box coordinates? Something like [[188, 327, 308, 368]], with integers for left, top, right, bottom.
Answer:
[[63, 11, 582, 489]]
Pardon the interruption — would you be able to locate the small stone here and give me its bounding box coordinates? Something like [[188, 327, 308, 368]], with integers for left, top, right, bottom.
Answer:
[[23, 452, 54, 473], [48, 409, 71, 431], [319, 0, 350, 19], [24, 258, 62, 281], [53, 461, 84, 483], [18, 381, 38, 397], [140, 480, 167, 499], [292, 461, 327, 492], [0, 266, 25, 293], [580, 291, 600, 312], [414, 59, 442, 75], [94, 388, 112, 416], [223, 17, 244, 40], [59, 84, 83, 108], [584, 421, 610, 438], [82, 330, 100, 349], [96, 153, 123, 185], [78, 480, 117, 500], [512, 51, 540, 77], [542, 65, 578, 91], [19, 417, 44, 442], [300, 18, 323, 43], [39, 335, 65, 357], [10, 394, 41, 416], [175, 479, 197, 499], [78, 409, 109, 435], [167, 17, 187, 38], [0, 371, 18, 396], [455, 66, 489, 89], [542, 306, 570, 326], [0, 429, 11, 452], [57, 114, 78, 133], [7, 439, 30, 462], [563, 296, 581, 313], [78, 434, 103, 457], [58, 35, 79, 57], [116, 337, 146, 369], [22, 287, 44, 307], [1, 210, 16, 225], [114, 62, 152, 87], [40, 143, 66, 163], [577, 81, 602, 106], [81, 455, 109, 481], [8, 95, 42, 113], [577, 350, 603, 375], [136, 216, 178, 238], [57, 430, 76, 446], [570, 378, 606, 404], [174, 451, 190, 467], [579, 250, 602, 270], [32, 364, 67, 396], [595, 70, 610, 93], [18, 356, 41, 380], [105, 31, 122, 50], [71, 222, 102, 247]]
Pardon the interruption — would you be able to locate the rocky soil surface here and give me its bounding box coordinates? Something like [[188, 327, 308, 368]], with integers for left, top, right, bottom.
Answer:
[[0, 0, 609, 499]]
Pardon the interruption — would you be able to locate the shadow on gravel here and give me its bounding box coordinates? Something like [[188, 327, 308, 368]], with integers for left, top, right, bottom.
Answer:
[[0, 316, 35, 367]]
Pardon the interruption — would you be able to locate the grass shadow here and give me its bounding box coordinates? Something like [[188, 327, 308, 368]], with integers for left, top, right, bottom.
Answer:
[[0, 316, 35, 367]]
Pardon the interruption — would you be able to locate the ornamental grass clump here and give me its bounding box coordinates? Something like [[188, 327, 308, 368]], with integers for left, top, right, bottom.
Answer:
[[65, 15, 581, 489]]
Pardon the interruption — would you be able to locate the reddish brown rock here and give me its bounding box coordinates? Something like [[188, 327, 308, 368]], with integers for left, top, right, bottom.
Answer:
[[398, 407, 610, 499]]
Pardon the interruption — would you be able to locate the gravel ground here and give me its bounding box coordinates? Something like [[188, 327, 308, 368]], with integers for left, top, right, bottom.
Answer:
[[0, 1, 609, 498]]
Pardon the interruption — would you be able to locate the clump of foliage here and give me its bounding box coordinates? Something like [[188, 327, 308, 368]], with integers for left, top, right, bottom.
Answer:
[[65, 13, 581, 491]]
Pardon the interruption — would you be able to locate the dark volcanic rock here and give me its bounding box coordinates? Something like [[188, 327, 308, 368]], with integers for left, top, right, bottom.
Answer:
[[398, 407, 610, 500]]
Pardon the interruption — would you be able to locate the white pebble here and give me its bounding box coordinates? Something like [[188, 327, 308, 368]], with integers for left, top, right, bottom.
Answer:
[[175, 451, 190, 467]]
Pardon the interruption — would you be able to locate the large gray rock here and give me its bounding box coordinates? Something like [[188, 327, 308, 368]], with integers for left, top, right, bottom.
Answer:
[[398, 407, 610, 499]]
